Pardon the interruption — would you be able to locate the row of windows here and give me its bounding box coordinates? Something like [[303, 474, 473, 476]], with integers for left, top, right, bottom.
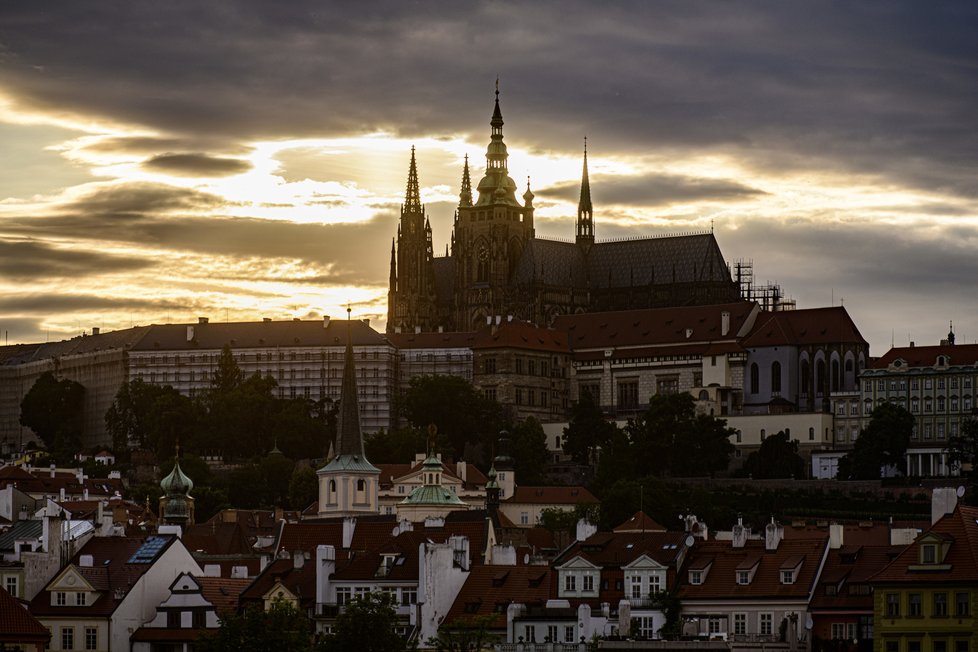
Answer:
[[401, 352, 472, 363], [885, 591, 970, 618], [750, 358, 858, 396], [138, 349, 389, 365], [520, 624, 577, 644], [884, 641, 969, 652], [865, 395, 975, 415], [867, 376, 975, 392], [58, 625, 98, 651]]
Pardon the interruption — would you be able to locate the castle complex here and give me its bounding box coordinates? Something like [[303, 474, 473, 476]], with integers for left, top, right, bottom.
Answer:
[[386, 88, 740, 334]]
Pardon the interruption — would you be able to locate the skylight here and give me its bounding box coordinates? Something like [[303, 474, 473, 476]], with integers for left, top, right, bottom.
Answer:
[[128, 536, 169, 564]]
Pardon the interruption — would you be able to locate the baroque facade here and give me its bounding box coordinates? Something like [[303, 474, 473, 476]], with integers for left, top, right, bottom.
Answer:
[[387, 89, 739, 335]]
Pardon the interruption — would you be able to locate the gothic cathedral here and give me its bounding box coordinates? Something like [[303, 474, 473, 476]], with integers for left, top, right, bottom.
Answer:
[[387, 88, 740, 334]]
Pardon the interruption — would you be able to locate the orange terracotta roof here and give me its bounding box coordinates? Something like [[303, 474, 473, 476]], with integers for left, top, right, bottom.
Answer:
[[742, 307, 867, 348], [387, 331, 477, 349], [678, 536, 829, 600], [870, 343, 978, 369], [555, 302, 757, 351], [444, 564, 553, 630], [810, 545, 903, 613], [556, 531, 689, 570], [198, 576, 252, 613], [471, 322, 569, 353], [507, 486, 597, 505], [613, 511, 667, 533], [871, 504, 978, 584], [0, 586, 49, 642]]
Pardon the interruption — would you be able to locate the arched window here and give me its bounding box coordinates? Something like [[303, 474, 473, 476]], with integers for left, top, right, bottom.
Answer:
[[831, 359, 840, 392], [698, 390, 710, 401], [816, 360, 826, 395], [800, 360, 810, 394], [329, 480, 336, 493], [771, 361, 782, 394], [357, 479, 365, 491], [750, 363, 759, 394]]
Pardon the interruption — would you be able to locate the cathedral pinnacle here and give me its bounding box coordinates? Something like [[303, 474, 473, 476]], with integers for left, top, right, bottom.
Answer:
[[405, 146, 422, 213], [336, 308, 366, 458], [459, 154, 473, 207], [576, 137, 594, 248]]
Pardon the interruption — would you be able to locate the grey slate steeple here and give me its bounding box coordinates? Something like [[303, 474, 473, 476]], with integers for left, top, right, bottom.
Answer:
[[576, 137, 595, 250]]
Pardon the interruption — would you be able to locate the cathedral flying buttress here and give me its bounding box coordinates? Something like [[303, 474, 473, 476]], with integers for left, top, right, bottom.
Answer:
[[387, 86, 740, 335]]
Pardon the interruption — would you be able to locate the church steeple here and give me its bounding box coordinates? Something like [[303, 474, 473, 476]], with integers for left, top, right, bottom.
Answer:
[[576, 137, 595, 251], [459, 154, 473, 207], [405, 145, 422, 213], [474, 81, 519, 206], [317, 308, 380, 516]]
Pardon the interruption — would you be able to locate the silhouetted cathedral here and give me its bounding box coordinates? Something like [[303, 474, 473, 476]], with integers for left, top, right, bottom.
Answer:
[[387, 88, 740, 334]]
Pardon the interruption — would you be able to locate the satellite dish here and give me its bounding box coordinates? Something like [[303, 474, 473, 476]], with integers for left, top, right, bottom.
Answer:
[[805, 615, 813, 630], [685, 535, 695, 548], [957, 486, 967, 498]]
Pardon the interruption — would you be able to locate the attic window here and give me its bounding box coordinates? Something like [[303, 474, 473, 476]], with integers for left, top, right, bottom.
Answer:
[[921, 544, 936, 564], [689, 570, 703, 585], [464, 601, 481, 613], [781, 570, 795, 585], [737, 570, 751, 585]]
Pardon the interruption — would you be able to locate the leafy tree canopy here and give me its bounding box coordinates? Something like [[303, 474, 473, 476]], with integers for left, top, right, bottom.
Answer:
[[402, 375, 504, 461], [197, 600, 314, 652], [741, 431, 805, 479], [507, 417, 551, 485], [562, 390, 617, 465], [839, 402, 914, 479], [20, 371, 85, 458], [106, 379, 198, 460], [288, 465, 319, 511], [319, 592, 406, 652], [947, 418, 978, 505]]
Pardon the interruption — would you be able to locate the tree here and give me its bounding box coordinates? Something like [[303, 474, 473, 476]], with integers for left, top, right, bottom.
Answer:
[[839, 403, 914, 479], [365, 428, 432, 463], [741, 431, 805, 479], [626, 393, 734, 477], [20, 371, 85, 457], [426, 615, 497, 652], [319, 592, 406, 652], [197, 600, 314, 652], [947, 418, 978, 504], [508, 418, 551, 485], [106, 379, 199, 459], [402, 375, 503, 460], [562, 391, 617, 465], [289, 465, 320, 510], [211, 343, 243, 393]]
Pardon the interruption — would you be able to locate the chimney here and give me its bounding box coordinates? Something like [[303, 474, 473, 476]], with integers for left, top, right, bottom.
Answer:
[[362, 318, 370, 327], [80, 554, 94, 567], [50, 464, 56, 479], [198, 317, 209, 324], [495, 315, 502, 325], [83, 488, 88, 500], [721, 311, 730, 337], [322, 316, 330, 328], [92, 327, 100, 336], [293, 552, 305, 569], [910, 341, 915, 348], [438, 326, 443, 333], [765, 517, 783, 551], [415, 326, 421, 334], [186, 326, 194, 341], [576, 518, 598, 542], [263, 317, 271, 322], [342, 517, 356, 549], [456, 460, 467, 482], [732, 515, 748, 548], [316, 545, 336, 606], [486, 316, 492, 325], [829, 522, 844, 549]]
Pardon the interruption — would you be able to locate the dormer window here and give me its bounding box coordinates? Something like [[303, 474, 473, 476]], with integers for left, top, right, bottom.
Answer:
[[921, 544, 937, 564], [737, 570, 750, 585], [689, 570, 703, 585], [781, 570, 795, 585]]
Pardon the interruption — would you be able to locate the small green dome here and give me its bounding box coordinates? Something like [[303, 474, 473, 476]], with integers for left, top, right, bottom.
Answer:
[[160, 459, 194, 496]]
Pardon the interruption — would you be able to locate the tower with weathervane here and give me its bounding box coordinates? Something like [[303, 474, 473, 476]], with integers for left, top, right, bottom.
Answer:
[[317, 309, 380, 517]]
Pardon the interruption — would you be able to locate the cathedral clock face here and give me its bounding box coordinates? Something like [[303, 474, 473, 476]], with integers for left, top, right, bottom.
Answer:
[[478, 247, 489, 262]]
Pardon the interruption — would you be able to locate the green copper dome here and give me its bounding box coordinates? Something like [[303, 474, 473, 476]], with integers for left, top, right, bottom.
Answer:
[[160, 458, 194, 496]]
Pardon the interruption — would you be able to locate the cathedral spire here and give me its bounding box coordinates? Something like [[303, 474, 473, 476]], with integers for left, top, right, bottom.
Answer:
[[389, 238, 397, 288], [485, 81, 508, 173], [336, 307, 365, 458], [405, 145, 422, 213], [576, 137, 595, 249], [459, 154, 473, 207]]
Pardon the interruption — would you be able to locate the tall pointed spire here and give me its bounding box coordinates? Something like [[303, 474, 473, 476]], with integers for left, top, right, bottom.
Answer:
[[336, 307, 365, 457], [474, 80, 519, 206], [485, 81, 509, 173], [405, 145, 422, 213], [459, 154, 473, 207], [576, 137, 595, 249]]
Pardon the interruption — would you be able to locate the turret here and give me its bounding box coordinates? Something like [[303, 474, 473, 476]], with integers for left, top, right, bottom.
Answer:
[[576, 137, 594, 251]]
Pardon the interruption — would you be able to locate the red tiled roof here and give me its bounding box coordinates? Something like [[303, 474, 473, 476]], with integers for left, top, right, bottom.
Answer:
[[0, 467, 124, 498], [741, 307, 867, 348], [678, 536, 829, 600], [871, 505, 978, 584], [198, 576, 252, 613], [507, 486, 597, 505], [0, 586, 49, 642], [809, 545, 903, 612], [387, 331, 477, 349], [613, 511, 666, 533], [555, 302, 758, 351], [471, 322, 569, 353], [29, 535, 178, 617], [870, 343, 978, 369], [444, 565, 553, 630], [557, 531, 689, 569], [239, 559, 316, 608]]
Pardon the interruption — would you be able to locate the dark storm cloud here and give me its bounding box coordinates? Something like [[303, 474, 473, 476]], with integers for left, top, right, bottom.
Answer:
[[0, 239, 153, 280], [0, 294, 183, 313], [1, 2, 976, 197], [142, 153, 251, 177], [543, 173, 764, 207], [66, 182, 230, 216]]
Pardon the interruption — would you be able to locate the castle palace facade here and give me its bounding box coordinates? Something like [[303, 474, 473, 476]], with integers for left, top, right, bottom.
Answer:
[[387, 90, 740, 334]]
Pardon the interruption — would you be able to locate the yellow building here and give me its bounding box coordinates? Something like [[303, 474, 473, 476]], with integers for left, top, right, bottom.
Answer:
[[871, 505, 978, 652]]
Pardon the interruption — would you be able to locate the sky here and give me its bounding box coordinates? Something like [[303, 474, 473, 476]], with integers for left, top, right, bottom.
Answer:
[[0, 2, 976, 355]]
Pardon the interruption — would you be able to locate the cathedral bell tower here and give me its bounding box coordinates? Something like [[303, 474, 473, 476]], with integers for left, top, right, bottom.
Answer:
[[451, 82, 534, 330], [388, 147, 438, 334]]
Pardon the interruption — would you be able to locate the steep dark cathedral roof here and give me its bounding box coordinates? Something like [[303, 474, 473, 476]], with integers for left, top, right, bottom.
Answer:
[[588, 233, 731, 287], [512, 239, 587, 286]]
